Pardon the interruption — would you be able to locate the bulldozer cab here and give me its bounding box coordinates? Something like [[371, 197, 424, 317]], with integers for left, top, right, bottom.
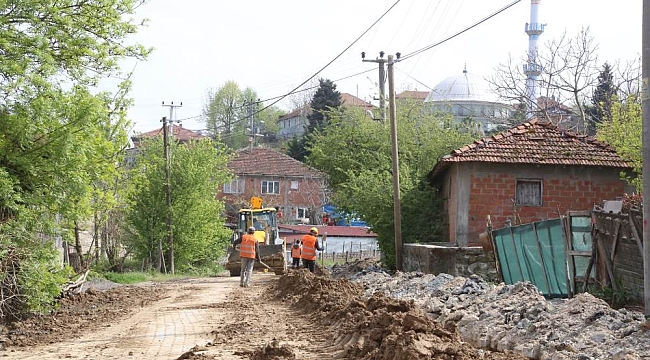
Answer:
[[237, 197, 279, 245]]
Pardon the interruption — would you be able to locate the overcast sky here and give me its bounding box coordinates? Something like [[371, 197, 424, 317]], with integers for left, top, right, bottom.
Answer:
[[119, 0, 642, 133]]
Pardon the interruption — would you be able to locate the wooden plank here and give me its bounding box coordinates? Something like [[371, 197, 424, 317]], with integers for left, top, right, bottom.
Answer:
[[628, 213, 644, 256], [561, 215, 574, 298], [610, 220, 621, 262], [581, 229, 598, 293], [596, 235, 618, 290], [567, 251, 593, 257]]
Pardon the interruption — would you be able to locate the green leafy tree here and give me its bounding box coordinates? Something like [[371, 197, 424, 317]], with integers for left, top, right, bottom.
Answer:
[[596, 96, 641, 191], [126, 137, 232, 272], [0, 0, 149, 314], [202, 81, 270, 149], [308, 103, 474, 268]]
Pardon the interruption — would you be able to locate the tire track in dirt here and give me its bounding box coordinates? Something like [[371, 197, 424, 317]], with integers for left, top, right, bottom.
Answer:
[[3, 277, 237, 359]]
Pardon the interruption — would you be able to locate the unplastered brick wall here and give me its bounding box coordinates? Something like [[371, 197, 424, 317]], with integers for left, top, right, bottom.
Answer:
[[466, 164, 626, 245]]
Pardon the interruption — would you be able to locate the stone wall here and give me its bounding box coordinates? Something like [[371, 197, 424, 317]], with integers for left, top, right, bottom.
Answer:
[[403, 243, 498, 282]]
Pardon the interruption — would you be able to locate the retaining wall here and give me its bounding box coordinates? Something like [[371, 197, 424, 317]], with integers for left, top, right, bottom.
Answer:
[[403, 242, 498, 282]]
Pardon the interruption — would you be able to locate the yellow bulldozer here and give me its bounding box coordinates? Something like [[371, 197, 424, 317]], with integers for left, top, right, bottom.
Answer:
[[225, 197, 287, 276]]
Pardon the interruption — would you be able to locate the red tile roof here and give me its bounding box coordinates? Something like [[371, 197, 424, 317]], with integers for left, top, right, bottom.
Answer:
[[340, 93, 376, 110], [229, 147, 324, 178], [132, 126, 206, 142], [278, 106, 311, 121], [279, 224, 377, 237], [396, 90, 429, 100], [430, 119, 632, 178]]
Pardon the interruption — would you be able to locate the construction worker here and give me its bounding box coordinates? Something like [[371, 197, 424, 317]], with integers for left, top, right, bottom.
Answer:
[[300, 227, 323, 273], [233, 226, 260, 287], [290, 240, 301, 269]]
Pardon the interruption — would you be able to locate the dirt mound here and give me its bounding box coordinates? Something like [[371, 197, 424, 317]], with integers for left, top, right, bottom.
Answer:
[[176, 345, 216, 359], [1, 283, 167, 348], [273, 269, 525, 359], [247, 339, 295, 360]]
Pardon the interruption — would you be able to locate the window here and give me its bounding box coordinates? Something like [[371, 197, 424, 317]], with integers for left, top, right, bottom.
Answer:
[[516, 179, 542, 206], [290, 180, 299, 190], [297, 207, 309, 219], [261, 180, 280, 195], [224, 179, 244, 194]]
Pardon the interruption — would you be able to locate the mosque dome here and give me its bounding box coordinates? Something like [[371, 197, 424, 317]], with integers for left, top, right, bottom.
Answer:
[[425, 69, 500, 103], [424, 68, 512, 134]]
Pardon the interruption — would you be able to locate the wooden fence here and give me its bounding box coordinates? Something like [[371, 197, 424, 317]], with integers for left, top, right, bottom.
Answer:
[[319, 250, 381, 263]]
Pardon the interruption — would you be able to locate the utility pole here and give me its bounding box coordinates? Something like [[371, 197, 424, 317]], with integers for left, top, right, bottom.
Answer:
[[642, 0, 650, 317], [362, 51, 387, 121], [363, 51, 403, 270], [162, 101, 183, 139], [387, 53, 403, 271], [160, 116, 171, 274], [247, 100, 254, 151], [161, 102, 181, 274]]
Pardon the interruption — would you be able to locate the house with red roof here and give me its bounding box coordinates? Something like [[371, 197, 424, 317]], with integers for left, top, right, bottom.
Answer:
[[220, 147, 327, 223], [396, 90, 429, 102], [276, 93, 376, 140], [429, 119, 633, 246], [131, 124, 206, 148]]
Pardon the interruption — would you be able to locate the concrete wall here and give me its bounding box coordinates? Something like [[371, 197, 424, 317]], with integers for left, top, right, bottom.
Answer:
[[444, 163, 627, 246], [403, 243, 498, 282]]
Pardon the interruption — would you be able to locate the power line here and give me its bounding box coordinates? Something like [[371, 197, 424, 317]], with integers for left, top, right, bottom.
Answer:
[[399, 0, 522, 61], [248, 0, 402, 119]]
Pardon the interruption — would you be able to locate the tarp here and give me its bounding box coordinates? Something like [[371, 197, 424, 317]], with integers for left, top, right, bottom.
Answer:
[[491, 215, 591, 298]]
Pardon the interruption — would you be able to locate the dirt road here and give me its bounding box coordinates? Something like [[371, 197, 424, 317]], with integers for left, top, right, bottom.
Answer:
[[2, 275, 336, 360], [2, 269, 528, 359]]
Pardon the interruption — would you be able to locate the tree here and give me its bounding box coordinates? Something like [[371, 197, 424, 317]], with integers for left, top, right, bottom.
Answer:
[[307, 78, 342, 133], [308, 103, 474, 268], [587, 63, 616, 135], [596, 96, 642, 192], [126, 137, 233, 272], [0, 0, 149, 314], [490, 28, 599, 132], [287, 78, 341, 161], [202, 81, 274, 149]]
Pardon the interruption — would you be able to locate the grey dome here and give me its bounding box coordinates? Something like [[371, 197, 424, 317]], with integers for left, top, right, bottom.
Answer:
[[425, 70, 499, 103]]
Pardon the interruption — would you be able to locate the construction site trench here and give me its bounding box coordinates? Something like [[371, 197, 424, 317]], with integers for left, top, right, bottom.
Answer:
[[0, 259, 648, 359]]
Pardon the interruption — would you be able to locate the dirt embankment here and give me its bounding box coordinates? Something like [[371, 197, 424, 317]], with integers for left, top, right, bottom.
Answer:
[[273, 269, 525, 360]]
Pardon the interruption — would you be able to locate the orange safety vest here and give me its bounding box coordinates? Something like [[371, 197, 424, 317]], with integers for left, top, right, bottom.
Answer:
[[300, 235, 317, 261], [291, 245, 301, 259], [240, 234, 257, 259]]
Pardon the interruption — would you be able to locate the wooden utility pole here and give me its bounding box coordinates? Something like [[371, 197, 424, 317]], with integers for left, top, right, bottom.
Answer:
[[642, 0, 650, 317], [162, 117, 174, 274], [387, 54, 403, 271]]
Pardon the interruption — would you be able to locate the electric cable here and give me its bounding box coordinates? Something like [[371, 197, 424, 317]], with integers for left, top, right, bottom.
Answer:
[[399, 0, 522, 62]]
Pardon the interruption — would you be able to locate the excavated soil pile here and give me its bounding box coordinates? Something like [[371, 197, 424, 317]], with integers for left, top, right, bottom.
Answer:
[[335, 259, 650, 360], [248, 339, 296, 360], [1, 283, 167, 348], [274, 269, 524, 359]]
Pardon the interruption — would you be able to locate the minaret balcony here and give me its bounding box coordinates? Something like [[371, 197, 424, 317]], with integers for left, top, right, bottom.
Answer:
[[525, 23, 545, 35]]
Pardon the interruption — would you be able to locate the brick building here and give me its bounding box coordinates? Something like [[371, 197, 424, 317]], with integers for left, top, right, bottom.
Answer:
[[429, 119, 633, 246], [220, 147, 327, 224]]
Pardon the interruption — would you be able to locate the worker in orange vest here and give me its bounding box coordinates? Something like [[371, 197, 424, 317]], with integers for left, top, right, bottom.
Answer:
[[290, 240, 301, 269], [300, 227, 324, 273], [233, 226, 260, 287]]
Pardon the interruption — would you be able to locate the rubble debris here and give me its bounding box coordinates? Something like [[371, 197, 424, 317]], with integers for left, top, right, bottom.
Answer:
[[334, 259, 650, 360]]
